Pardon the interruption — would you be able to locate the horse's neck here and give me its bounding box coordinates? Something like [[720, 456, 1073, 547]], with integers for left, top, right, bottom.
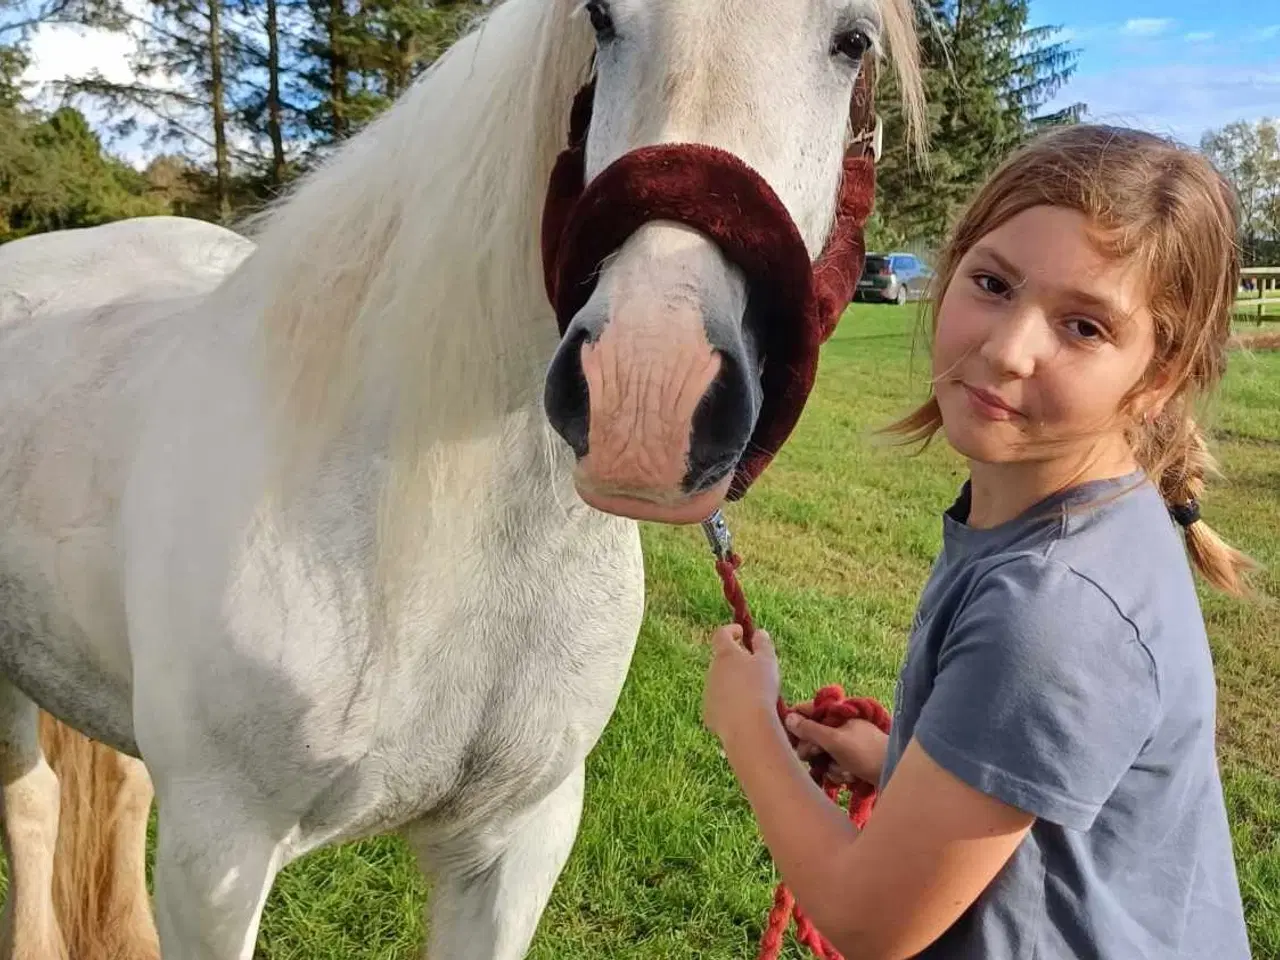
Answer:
[[236, 0, 594, 535], [307, 276, 587, 603]]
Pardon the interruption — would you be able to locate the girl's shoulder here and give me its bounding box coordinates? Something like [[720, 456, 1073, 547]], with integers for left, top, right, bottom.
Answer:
[[935, 475, 1211, 715], [939, 473, 1204, 652], [1047, 475, 1209, 661]]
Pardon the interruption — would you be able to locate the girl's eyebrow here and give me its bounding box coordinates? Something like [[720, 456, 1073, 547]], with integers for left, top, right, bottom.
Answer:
[[970, 244, 1025, 285], [1052, 280, 1130, 327], [1065, 288, 1123, 322]]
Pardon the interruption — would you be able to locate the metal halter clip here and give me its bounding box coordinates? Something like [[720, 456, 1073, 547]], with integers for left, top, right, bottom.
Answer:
[[700, 509, 733, 560]]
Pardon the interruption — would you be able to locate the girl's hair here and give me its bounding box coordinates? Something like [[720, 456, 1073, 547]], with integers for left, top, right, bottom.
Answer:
[[885, 123, 1256, 596]]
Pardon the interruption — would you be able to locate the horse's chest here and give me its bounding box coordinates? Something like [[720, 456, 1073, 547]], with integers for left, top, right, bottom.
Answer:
[[293, 526, 645, 847]]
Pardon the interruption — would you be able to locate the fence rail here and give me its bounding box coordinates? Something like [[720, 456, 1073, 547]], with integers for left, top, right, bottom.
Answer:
[[1235, 266, 1280, 324]]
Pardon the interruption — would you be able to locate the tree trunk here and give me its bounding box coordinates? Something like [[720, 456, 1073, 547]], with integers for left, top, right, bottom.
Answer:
[[208, 0, 230, 221], [265, 0, 285, 183], [388, 34, 412, 101], [329, 0, 347, 139]]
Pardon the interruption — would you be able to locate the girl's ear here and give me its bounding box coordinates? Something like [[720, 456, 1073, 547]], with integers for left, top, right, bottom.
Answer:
[[1131, 364, 1177, 424]]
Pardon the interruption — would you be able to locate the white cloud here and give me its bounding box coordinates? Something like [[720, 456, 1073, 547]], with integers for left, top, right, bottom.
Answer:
[[20, 9, 195, 168], [1122, 18, 1174, 37], [21, 22, 136, 86], [1258, 25, 1280, 40], [1184, 31, 1215, 43]]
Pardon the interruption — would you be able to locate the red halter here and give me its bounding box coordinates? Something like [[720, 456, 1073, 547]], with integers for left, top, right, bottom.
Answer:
[[540, 65, 880, 500]]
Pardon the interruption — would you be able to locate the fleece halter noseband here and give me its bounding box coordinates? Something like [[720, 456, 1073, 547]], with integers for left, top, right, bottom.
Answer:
[[540, 63, 881, 500]]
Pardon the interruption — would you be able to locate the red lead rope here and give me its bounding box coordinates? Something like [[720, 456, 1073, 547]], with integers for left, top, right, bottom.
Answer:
[[706, 517, 892, 960]]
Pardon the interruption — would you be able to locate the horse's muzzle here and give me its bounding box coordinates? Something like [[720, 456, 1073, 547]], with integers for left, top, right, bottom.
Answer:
[[540, 68, 877, 509]]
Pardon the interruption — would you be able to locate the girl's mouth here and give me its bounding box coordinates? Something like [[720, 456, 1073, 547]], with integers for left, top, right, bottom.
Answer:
[[961, 383, 1023, 420]]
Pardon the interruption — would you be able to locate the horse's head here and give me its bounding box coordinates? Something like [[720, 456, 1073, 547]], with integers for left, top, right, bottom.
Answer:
[[540, 0, 918, 524]]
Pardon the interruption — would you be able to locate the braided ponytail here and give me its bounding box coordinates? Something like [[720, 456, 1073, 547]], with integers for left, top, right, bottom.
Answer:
[[1132, 402, 1256, 597]]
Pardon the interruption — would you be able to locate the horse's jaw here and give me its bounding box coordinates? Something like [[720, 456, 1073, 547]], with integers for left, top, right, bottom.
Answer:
[[572, 472, 732, 526]]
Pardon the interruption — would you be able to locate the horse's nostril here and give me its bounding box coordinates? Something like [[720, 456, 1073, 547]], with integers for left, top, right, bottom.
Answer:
[[544, 327, 591, 458], [684, 349, 755, 493]]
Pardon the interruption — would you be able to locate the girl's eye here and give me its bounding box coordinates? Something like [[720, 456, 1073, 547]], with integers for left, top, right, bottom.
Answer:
[[972, 272, 1010, 297], [1065, 318, 1106, 342]]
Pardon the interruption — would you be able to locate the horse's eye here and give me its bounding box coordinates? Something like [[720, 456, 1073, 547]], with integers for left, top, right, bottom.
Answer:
[[584, 0, 615, 40], [832, 28, 871, 62]]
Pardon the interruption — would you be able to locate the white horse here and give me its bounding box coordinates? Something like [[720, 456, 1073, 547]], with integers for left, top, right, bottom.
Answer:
[[0, 0, 924, 957]]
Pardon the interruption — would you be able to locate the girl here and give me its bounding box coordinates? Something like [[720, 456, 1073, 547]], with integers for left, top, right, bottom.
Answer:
[[703, 123, 1255, 959]]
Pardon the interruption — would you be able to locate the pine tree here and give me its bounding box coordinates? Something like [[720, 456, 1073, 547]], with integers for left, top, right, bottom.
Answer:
[[299, 0, 354, 141], [351, 0, 483, 104], [55, 0, 257, 222], [13, 0, 489, 222], [0, 37, 26, 111], [297, 0, 483, 144], [871, 0, 1081, 250]]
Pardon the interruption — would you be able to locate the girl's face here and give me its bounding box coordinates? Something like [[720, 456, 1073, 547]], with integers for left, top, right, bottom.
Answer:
[[932, 205, 1161, 469]]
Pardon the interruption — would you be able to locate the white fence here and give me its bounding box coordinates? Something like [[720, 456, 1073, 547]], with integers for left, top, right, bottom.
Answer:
[[1236, 266, 1280, 324]]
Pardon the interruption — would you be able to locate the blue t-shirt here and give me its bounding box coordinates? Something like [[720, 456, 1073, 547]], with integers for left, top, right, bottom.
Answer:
[[881, 471, 1251, 958]]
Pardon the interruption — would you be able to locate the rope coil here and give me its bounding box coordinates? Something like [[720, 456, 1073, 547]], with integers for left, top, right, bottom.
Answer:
[[707, 523, 891, 960]]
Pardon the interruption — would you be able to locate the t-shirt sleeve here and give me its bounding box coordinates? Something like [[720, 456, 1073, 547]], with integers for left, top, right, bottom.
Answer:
[[912, 554, 1160, 831]]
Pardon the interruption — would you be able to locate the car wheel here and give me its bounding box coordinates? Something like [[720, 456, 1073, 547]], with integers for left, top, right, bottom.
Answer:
[[895, 286, 907, 306]]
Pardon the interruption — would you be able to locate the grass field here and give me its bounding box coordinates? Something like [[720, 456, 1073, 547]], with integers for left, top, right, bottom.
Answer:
[[245, 303, 1280, 959], [1235, 303, 1280, 320], [0, 304, 1270, 957]]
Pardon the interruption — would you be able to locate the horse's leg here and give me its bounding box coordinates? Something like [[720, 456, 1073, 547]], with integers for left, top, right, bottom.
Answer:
[[39, 711, 159, 960], [149, 778, 286, 960], [0, 679, 68, 960], [410, 762, 585, 960]]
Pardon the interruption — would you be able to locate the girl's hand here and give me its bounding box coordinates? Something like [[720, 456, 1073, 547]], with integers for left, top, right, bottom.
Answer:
[[703, 623, 780, 743], [784, 706, 890, 786]]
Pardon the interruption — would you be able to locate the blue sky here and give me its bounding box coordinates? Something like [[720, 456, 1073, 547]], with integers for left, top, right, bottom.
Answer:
[[12, 0, 1278, 164], [1027, 0, 1278, 145]]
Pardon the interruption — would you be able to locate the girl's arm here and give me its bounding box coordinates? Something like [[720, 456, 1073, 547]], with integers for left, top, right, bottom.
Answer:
[[706, 558, 1159, 959], [719, 702, 1034, 960]]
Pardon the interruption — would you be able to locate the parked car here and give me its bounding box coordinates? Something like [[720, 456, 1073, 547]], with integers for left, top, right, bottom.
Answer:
[[854, 252, 933, 304]]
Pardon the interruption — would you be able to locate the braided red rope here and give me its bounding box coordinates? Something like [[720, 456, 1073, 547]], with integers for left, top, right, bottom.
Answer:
[[712, 550, 892, 960]]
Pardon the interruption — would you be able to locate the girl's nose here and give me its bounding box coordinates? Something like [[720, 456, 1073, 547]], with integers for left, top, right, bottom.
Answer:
[[980, 308, 1049, 380]]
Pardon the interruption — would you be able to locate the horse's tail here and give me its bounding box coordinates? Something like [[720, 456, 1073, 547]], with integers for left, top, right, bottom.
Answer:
[[38, 710, 160, 960]]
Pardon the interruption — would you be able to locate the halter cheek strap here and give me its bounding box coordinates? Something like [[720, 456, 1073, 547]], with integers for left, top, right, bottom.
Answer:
[[540, 62, 879, 500]]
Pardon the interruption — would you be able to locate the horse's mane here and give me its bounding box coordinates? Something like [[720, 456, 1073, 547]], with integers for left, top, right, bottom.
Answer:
[[230, 0, 595, 475]]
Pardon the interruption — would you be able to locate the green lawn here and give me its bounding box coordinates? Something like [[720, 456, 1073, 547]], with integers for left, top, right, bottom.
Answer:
[[249, 303, 1280, 959], [2, 304, 1272, 958], [1234, 304, 1280, 321]]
